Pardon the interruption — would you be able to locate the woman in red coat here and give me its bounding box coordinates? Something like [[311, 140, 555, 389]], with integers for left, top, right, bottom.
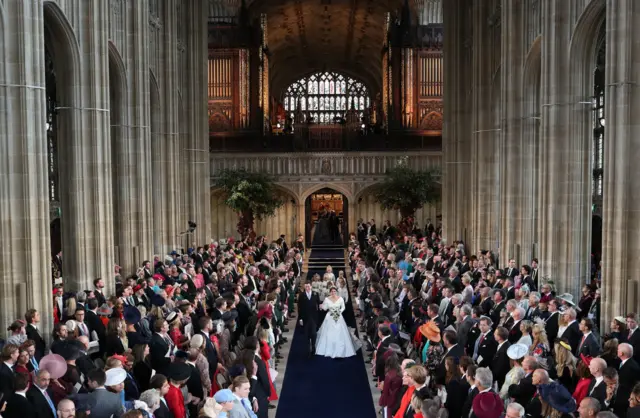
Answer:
[[165, 363, 192, 418], [258, 328, 278, 401], [394, 364, 428, 418]]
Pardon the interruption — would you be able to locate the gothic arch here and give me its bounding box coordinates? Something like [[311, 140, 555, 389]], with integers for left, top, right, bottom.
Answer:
[[567, 0, 605, 290], [43, 1, 81, 106], [109, 40, 129, 269], [108, 41, 128, 120], [300, 183, 354, 203], [43, 0, 82, 292], [523, 36, 542, 256]]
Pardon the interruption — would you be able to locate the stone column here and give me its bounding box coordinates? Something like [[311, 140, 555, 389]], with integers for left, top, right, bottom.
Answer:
[[0, 0, 53, 336], [59, 0, 115, 292], [185, 0, 211, 246], [499, 2, 525, 265], [538, 0, 574, 294], [601, 0, 640, 326], [470, 2, 500, 253], [113, 0, 154, 274], [442, 0, 473, 245]]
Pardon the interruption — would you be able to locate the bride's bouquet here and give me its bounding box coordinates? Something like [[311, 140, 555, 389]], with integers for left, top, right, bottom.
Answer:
[[329, 306, 342, 322]]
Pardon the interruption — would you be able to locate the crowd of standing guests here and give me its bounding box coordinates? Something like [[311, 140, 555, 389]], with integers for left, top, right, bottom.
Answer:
[[0, 233, 305, 418], [349, 220, 640, 418]]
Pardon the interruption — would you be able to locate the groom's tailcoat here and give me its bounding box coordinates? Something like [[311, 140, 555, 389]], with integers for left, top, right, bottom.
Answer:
[[298, 291, 320, 346]]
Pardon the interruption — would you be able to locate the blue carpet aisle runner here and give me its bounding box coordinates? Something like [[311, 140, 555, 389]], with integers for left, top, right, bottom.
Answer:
[[275, 245, 377, 418]]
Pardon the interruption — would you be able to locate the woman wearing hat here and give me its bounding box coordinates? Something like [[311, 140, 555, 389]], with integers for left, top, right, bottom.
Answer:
[[165, 362, 193, 418], [551, 340, 577, 394], [189, 334, 212, 397], [418, 321, 444, 379], [499, 344, 527, 403], [604, 317, 628, 343], [538, 381, 577, 418]]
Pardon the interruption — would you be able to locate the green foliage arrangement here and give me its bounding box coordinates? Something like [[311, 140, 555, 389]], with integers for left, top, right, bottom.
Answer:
[[373, 165, 441, 220], [214, 168, 284, 238]]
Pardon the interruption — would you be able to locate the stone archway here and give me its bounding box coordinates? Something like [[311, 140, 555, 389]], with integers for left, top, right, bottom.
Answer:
[[109, 41, 130, 271], [304, 187, 349, 248], [522, 36, 542, 261], [43, 1, 83, 291]]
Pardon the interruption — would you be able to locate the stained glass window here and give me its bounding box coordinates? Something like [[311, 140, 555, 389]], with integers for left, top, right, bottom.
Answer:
[[592, 29, 605, 199], [283, 72, 370, 123]]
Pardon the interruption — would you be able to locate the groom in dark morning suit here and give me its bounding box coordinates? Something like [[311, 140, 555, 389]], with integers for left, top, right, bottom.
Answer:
[[298, 281, 321, 358]]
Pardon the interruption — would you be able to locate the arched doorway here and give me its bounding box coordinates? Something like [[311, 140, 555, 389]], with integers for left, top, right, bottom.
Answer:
[[305, 188, 348, 248]]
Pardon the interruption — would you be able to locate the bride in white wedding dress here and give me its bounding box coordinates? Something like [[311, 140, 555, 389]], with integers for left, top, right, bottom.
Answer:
[[316, 287, 356, 358]]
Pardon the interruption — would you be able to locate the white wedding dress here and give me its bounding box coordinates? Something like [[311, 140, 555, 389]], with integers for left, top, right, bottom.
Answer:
[[315, 296, 356, 358]]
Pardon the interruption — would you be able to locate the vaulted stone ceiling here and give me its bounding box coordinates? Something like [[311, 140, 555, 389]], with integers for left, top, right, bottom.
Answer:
[[248, 0, 412, 99]]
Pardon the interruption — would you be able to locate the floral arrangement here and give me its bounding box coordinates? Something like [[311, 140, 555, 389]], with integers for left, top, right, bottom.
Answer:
[[330, 306, 341, 322]]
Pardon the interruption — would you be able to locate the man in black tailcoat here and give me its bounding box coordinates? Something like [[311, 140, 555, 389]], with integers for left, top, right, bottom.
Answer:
[[298, 281, 320, 358]]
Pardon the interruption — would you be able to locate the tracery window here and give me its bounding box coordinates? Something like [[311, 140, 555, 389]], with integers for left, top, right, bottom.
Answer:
[[284, 72, 370, 124], [592, 29, 605, 199], [45, 46, 58, 202]]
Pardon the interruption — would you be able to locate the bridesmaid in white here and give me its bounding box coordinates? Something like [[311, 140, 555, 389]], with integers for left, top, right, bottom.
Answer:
[[315, 287, 356, 358]]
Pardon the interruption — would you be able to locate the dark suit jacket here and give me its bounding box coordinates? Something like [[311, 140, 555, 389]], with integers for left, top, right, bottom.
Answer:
[[26, 386, 55, 418], [375, 336, 395, 379], [508, 372, 536, 408], [545, 311, 560, 345], [456, 317, 475, 352], [154, 400, 176, 418], [562, 321, 582, 356], [476, 333, 498, 368], [297, 291, 320, 327], [461, 386, 478, 418], [26, 325, 46, 360], [202, 331, 219, 378], [251, 354, 271, 415], [3, 392, 35, 418], [149, 333, 172, 376], [587, 378, 607, 405], [0, 363, 14, 408], [491, 341, 512, 388], [489, 301, 506, 326], [628, 329, 640, 362], [508, 320, 523, 343], [576, 333, 600, 357], [619, 358, 640, 393]]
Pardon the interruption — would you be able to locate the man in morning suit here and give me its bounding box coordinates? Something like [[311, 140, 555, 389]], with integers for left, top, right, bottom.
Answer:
[[375, 325, 395, 381], [149, 318, 173, 377], [25, 308, 46, 360], [26, 369, 56, 418], [491, 326, 512, 388], [576, 318, 601, 358], [3, 373, 35, 418], [298, 281, 321, 357]]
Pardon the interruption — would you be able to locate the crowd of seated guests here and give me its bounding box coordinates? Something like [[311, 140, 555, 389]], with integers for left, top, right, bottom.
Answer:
[[0, 233, 305, 418], [348, 220, 640, 418]]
